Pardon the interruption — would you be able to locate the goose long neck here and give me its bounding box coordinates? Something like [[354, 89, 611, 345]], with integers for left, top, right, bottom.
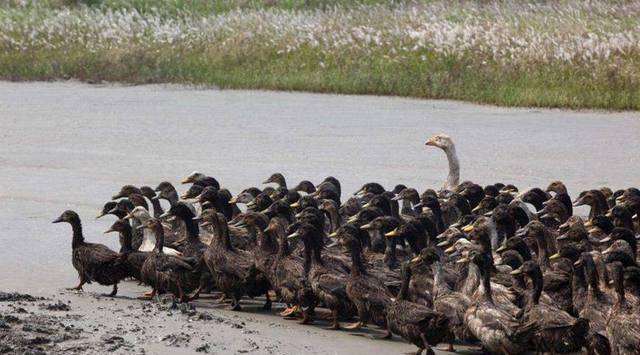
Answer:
[[443, 145, 460, 190], [71, 219, 84, 249]]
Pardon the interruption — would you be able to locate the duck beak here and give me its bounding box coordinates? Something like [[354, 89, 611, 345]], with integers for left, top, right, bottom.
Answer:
[[179, 193, 189, 199], [229, 196, 238, 204], [347, 215, 358, 223], [558, 221, 570, 229], [539, 213, 552, 219], [96, 211, 106, 219], [462, 224, 474, 233], [549, 253, 561, 260], [246, 201, 256, 209], [201, 201, 212, 208], [362, 202, 372, 208], [103, 227, 116, 234], [584, 220, 593, 228], [471, 205, 481, 213], [52, 216, 64, 224], [192, 215, 202, 221], [606, 211, 613, 218], [410, 256, 422, 264], [124, 212, 134, 220], [542, 199, 552, 206], [287, 232, 300, 240], [159, 211, 171, 219], [384, 228, 399, 238], [510, 267, 523, 275], [290, 201, 300, 208], [444, 245, 456, 254], [557, 233, 569, 240], [413, 202, 423, 209], [424, 138, 435, 146], [496, 245, 507, 253], [574, 259, 583, 267], [161, 222, 172, 230], [588, 227, 601, 234], [107, 206, 118, 215], [599, 236, 612, 243], [484, 211, 493, 217], [328, 231, 338, 238], [455, 256, 469, 264], [263, 227, 271, 233], [616, 195, 625, 203], [180, 176, 192, 184], [436, 240, 449, 247], [136, 225, 145, 230], [200, 221, 212, 227], [360, 223, 372, 230], [602, 246, 613, 255]]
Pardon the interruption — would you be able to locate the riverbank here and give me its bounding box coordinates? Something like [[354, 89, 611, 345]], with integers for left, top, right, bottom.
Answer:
[[1, 1, 639, 110]]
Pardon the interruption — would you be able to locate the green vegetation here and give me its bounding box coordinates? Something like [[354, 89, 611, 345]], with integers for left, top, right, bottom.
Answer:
[[1, 1, 639, 109]]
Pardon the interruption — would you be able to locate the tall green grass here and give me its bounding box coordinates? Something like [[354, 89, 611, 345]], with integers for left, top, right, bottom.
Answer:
[[1, 1, 639, 109]]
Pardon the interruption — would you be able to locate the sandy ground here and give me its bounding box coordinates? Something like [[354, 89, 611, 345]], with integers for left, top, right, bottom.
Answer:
[[1, 81, 639, 354]]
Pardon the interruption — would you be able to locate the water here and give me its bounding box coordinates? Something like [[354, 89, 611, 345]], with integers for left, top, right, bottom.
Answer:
[[1, 81, 639, 293]]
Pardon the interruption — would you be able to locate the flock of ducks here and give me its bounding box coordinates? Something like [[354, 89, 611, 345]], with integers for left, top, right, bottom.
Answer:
[[52, 134, 640, 355]]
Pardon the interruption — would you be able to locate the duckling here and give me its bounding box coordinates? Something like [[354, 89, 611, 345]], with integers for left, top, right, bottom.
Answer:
[[138, 218, 198, 301], [461, 250, 535, 354], [511, 260, 589, 354], [605, 261, 640, 355], [424, 133, 459, 191], [52, 210, 130, 296], [386, 262, 449, 355], [333, 227, 392, 331], [103, 219, 149, 283], [180, 171, 220, 189]]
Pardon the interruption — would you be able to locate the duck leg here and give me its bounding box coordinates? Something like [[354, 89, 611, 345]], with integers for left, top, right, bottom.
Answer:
[[299, 309, 314, 325], [262, 292, 272, 310], [344, 306, 367, 330], [230, 296, 242, 311], [420, 333, 435, 355], [66, 279, 85, 291], [138, 289, 155, 300], [102, 284, 118, 297], [327, 308, 340, 330]]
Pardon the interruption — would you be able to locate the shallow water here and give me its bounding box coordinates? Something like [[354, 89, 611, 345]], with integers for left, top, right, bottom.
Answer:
[[1, 81, 639, 293]]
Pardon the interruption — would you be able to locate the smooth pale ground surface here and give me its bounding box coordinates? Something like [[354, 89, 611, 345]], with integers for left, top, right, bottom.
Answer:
[[1, 81, 639, 354]]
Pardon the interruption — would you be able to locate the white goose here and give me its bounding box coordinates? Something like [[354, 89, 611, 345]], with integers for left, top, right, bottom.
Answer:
[[425, 133, 460, 192], [124, 206, 182, 256]]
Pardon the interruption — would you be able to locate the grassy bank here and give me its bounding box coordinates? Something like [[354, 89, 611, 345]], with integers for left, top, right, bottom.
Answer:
[[1, 1, 639, 109]]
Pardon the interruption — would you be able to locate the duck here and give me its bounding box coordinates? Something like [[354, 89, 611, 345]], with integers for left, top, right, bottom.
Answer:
[[138, 218, 198, 301], [605, 261, 640, 355], [264, 218, 307, 317], [386, 262, 449, 355], [181, 171, 220, 189], [263, 172, 287, 189], [140, 185, 164, 217], [511, 260, 589, 353], [546, 180, 573, 216], [290, 222, 354, 327], [198, 210, 270, 310], [53, 210, 130, 296], [123, 206, 182, 256], [103, 219, 149, 283], [424, 134, 459, 191], [461, 249, 535, 354], [333, 226, 392, 331]]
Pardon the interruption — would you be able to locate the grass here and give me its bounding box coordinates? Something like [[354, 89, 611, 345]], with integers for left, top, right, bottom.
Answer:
[[1, 1, 639, 110]]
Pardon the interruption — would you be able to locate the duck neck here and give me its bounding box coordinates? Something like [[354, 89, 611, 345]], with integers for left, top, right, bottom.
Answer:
[[383, 236, 398, 268], [398, 263, 412, 300], [218, 223, 233, 250], [432, 261, 452, 297], [481, 267, 493, 304], [443, 146, 460, 190], [349, 242, 367, 276], [324, 208, 340, 233], [530, 270, 543, 305], [277, 234, 290, 258], [150, 199, 164, 218], [70, 219, 85, 249], [261, 229, 278, 254], [152, 225, 164, 253], [120, 225, 134, 253], [182, 215, 199, 242]]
